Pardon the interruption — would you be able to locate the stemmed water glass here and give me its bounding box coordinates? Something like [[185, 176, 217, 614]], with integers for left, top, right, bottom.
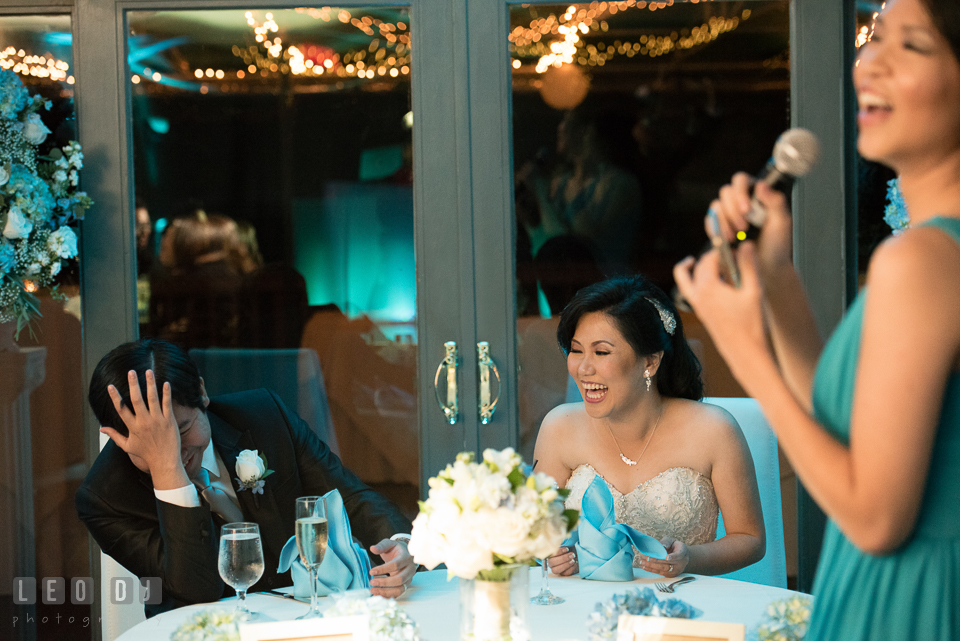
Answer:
[[530, 556, 565, 605], [218, 522, 265, 620], [295, 496, 329, 619]]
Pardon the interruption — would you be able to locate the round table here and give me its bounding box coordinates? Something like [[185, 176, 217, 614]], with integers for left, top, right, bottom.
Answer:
[[117, 568, 807, 641]]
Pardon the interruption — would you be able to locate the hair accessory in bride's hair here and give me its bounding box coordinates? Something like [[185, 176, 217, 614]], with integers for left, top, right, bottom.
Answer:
[[645, 297, 676, 336]]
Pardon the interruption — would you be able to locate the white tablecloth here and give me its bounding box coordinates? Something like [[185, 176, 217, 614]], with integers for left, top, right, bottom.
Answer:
[[116, 568, 806, 641]]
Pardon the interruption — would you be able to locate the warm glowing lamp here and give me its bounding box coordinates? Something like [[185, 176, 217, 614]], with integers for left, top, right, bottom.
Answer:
[[538, 63, 590, 110]]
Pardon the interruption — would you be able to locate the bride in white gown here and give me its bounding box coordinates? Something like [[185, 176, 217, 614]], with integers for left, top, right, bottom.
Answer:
[[534, 276, 765, 578]]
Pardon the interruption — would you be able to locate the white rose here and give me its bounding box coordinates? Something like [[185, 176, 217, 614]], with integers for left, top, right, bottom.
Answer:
[[445, 530, 495, 579], [408, 513, 447, 571], [0, 165, 9, 187], [481, 507, 532, 559], [21, 113, 51, 145], [235, 449, 266, 482], [529, 516, 568, 559], [3, 205, 32, 239], [49, 261, 61, 277], [47, 227, 78, 259]]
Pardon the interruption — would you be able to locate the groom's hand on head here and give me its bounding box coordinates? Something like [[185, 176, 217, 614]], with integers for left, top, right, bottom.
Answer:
[[100, 369, 188, 490], [369, 538, 415, 598]]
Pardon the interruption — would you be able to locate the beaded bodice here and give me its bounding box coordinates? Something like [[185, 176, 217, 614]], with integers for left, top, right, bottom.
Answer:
[[565, 464, 718, 565]]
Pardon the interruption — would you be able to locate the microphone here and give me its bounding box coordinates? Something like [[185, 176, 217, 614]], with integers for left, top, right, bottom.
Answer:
[[708, 127, 821, 286], [745, 127, 821, 227]]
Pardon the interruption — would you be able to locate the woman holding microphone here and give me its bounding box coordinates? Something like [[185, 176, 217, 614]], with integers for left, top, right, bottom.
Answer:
[[674, 0, 960, 638]]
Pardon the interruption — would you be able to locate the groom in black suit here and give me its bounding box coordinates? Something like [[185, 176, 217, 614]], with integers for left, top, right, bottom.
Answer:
[[76, 339, 415, 617]]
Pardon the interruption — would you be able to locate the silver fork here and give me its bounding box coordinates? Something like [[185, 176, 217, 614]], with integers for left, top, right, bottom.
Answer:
[[655, 576, 696, 593]]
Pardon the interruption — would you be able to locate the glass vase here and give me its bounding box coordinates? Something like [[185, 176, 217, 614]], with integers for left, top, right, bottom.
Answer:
[[459, 564, 530, 641]]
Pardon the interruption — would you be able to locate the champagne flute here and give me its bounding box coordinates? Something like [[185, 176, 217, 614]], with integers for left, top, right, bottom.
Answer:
[[530, 556, 565, 605], [295, 496, 329, 619], [218, 522, 265, 620]]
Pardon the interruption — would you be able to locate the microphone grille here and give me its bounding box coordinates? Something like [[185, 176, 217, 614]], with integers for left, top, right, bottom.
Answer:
[[773, 128, 821, 177]]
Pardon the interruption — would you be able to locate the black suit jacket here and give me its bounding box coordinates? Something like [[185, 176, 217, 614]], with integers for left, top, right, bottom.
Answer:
[[76, 389, 412, 617]]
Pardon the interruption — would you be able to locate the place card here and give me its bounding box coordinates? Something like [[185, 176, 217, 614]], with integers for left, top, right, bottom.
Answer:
[[616, 614, 746, 641], [239, 615, 369, 641]]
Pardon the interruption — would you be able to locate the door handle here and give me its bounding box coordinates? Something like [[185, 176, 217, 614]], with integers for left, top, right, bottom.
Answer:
[[434, 341, 460, 424], [477, 341, 501, 425]]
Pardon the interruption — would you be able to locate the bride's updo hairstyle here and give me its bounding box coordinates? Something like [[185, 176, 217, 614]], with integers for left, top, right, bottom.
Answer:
[[557, 275, 703, 401]]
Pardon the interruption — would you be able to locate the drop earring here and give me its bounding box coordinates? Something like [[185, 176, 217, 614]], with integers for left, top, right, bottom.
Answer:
[[644, 370, 652, 392]]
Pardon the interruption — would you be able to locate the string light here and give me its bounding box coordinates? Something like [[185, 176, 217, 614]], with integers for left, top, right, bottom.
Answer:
[[0, 47, 70, 81], [856, 4, 883, 49], [854, 3, 883, 68], [511, 1, 748, 73], [198, 10, 411, 86]]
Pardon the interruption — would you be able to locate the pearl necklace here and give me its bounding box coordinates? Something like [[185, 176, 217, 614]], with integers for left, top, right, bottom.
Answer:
[[607, 406, 663, 467]]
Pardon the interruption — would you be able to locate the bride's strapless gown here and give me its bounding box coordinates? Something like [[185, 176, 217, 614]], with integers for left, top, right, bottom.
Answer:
[[564, 464, 719, 567]]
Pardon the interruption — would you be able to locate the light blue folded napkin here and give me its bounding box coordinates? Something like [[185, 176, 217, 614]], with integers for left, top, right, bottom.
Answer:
[[566, 474, 667, 581], [277, 489, 371, 597]]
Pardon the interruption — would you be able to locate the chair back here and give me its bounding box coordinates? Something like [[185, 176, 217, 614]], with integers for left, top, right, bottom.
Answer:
[[704, 397, 786, 588], [189, 348, 339, 455], [97, 429, 146, 640]]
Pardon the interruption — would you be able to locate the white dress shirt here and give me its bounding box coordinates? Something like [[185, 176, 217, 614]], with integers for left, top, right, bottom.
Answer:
[[154, 440, 241, 510]]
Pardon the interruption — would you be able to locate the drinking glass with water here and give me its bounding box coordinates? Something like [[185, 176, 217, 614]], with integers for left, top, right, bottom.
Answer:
[[218, 522, 265, 620], [295, 495, 328, 619]]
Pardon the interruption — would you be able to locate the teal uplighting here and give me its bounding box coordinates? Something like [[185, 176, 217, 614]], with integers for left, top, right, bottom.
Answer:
[[293, 183, 415, 323]]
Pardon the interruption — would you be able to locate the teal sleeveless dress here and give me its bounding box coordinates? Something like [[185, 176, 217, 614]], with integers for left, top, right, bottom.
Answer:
[[807, 217, 960, 640]]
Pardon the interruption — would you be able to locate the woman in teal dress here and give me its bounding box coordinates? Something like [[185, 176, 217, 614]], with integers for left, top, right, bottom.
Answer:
[[674, 0, 960, 638]]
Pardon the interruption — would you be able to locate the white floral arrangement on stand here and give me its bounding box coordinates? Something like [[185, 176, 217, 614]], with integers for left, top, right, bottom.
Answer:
[[170, 609, 242, 641], [407, 448, 578, 580], [756, 595, 813, 641], [324, 592, 422, 641], [0, 68, 92, 338]]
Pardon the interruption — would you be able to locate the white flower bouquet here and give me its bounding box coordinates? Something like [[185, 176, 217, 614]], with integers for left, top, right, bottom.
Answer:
[[171, 609, 241, 641], [757, 596, 813, 641], [408, 448, 578, 580], [0, 69, 92, 337], [324, 593, 422, 641]]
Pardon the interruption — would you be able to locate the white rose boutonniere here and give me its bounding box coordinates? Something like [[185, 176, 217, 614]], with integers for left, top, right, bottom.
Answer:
[[235, 449, 274, 495]]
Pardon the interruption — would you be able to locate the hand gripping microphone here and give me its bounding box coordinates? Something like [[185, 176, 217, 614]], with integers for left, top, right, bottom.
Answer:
[[708, 127, 821, 286], [745, 127, 821, 227]]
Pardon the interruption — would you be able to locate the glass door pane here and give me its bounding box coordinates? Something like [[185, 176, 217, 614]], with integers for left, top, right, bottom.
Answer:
[[0, 13, 89, 641], [128, 7, 419, 516], [854, 5, 896, 284], [511, 0, 790, 460]]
